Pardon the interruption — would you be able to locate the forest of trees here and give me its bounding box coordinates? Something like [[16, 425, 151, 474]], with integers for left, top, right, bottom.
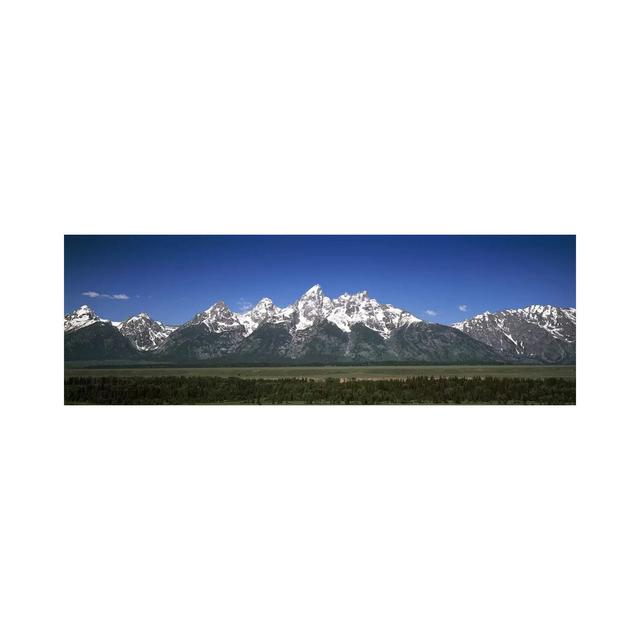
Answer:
[[65, 375, 576, 405]]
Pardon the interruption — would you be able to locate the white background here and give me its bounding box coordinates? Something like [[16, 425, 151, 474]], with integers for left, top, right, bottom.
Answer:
[[1, 1, 639, 638]]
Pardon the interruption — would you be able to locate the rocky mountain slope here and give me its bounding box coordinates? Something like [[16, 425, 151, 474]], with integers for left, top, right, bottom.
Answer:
[[65, 306, 176, 358], [118, 313, 177, 351], [64, 321, 139, 361], [453, 305, 576, 363]]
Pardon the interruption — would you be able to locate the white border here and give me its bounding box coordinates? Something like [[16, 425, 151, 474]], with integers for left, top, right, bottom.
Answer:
[[3, 1, 638, 638]]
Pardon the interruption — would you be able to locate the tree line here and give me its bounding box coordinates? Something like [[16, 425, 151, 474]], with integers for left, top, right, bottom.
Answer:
[[65, 375, 576, 405]]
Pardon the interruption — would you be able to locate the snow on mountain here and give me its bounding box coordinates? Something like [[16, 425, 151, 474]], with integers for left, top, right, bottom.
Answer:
[[64, 306, 180, 351], [236, 298, 281, 334], [65, 294, 577, 364], [118, 313, 176, 351], [327, 290, 421, 337], [64, 305, 107, 332], [287, 284, 334, 332], [66, 286, 507, 353], [453, 304, 576, 362], [516, 305, 576, 341], [228, 285, 422, 339], [186, 301, 244, 334], [454, 305, 576, 344]]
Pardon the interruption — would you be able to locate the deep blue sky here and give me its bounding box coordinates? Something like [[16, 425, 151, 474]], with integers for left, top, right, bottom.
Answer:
[[64, 235, 576, 325]]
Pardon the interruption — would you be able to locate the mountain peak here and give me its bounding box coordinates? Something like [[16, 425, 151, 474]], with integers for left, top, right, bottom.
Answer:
[[255, 297, 274, 307], [64, 305, 100, 332], [292, 284, 332, 331], [204, 300, 230, 313], [128, 312, 150, 321], [117, 312, 176, 350], [327, 290, 420, 337], [236, 297, 281, 334], [188, 300, 242, 334], [302, 284, 323, 297]]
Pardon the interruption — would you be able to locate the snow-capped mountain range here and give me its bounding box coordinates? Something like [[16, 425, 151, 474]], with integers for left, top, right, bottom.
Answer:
[[64, 286, 576, 364], [65, 285, 421, 344], [64, 305, 178, 351], [179, 284, 422, 339]]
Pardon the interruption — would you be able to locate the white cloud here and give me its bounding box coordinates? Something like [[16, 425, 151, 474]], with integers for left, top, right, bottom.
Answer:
[[82, 291, 130, 300], [425, 309, 437, 317], [458, 304, 468, 312]]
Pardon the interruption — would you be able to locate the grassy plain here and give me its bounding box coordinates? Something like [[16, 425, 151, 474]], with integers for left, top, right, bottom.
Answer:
[[64, 364, 576, 380]]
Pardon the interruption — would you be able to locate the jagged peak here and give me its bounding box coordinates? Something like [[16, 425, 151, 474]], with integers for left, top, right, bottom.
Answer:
[[67, 304, 96, 316], [204, 300, 230, 314], [254, 297, 275, 308], [64, 304, 101, 332], [184, 299, 242, 334], [236, 298, 278, 319], [301, 284, 323, 297]]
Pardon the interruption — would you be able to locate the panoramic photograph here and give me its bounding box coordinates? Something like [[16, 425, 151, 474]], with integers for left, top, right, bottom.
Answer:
[[64, 235, 576, 405]]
